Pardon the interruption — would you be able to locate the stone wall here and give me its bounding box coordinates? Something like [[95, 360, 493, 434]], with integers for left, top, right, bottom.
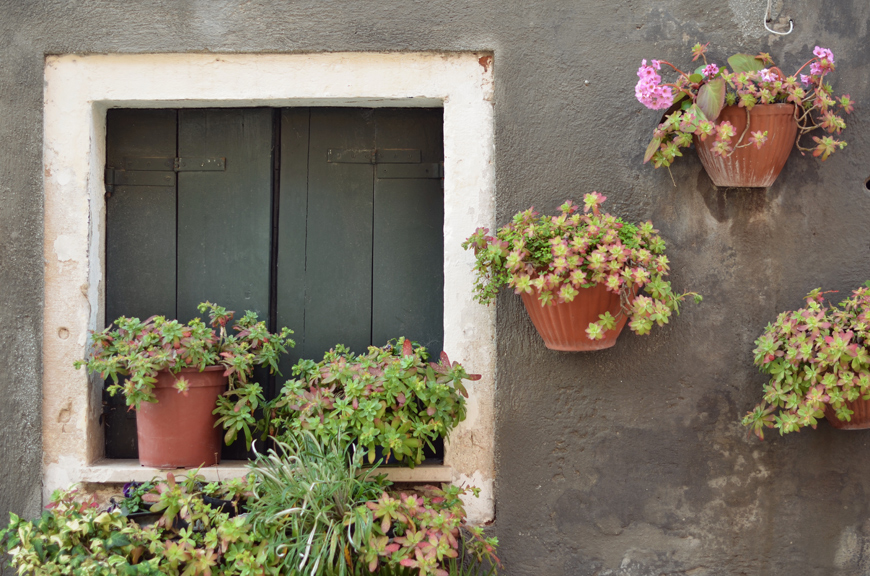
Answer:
[[2, 1, 869, 574]]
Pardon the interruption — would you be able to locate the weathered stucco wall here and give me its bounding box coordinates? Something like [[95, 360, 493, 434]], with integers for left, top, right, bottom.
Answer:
[[2, 1, 870, 574]]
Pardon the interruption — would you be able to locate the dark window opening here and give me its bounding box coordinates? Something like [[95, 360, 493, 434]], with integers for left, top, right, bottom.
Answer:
[[104, 107, 445, 462]]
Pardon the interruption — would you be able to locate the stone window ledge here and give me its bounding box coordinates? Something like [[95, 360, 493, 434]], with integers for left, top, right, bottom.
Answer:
[[79, 461, 453, 484]]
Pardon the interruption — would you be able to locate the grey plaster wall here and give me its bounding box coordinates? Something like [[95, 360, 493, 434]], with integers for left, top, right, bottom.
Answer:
[[2, 1, 870, 574]]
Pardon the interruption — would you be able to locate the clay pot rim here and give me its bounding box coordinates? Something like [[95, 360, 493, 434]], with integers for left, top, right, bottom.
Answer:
[[718, 102, 795, 117], [522, 283, 635, 306], [151, 365, 226, 390]]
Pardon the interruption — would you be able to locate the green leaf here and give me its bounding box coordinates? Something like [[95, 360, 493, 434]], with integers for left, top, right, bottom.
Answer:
[[643, 137, 662, 164], [671, 91, 686, 106], [727, 53, 764, 73], [688, 73, 704, 84], [696, 78, 725, 121], [686, 103, 708, 121], [694, 65, 706, 75], [105, 532, 130, 550]]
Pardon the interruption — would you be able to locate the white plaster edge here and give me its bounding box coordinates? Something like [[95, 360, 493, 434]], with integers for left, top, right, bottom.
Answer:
[[43, 52, 496, 523], [455, 471, 495, 526]]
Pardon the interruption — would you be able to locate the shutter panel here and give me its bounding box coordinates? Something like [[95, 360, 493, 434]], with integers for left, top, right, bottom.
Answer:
[[104, 109, 178, 459], [276, 108, 444, 363], [176, 109, 273, 324], [301, 109, 376, 357], [275, 109, 310, 377], [371, 109, 444, 353]]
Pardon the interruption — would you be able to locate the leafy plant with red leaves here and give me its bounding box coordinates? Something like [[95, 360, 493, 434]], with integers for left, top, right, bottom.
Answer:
[[362, 485, 499, 576], [637, 43, 853, 170], [1, 473, 278, 575], [268, 338, 479, 467], [743, 283, 870, 439], [463, 193, 700, 341], [75, 301, 295, 448]]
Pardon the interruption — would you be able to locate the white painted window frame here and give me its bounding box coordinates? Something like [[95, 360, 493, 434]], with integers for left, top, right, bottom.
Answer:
[[42, 52, 496, 523]]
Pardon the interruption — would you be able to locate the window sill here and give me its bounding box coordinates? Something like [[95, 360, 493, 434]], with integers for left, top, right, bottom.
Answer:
[[79, 460, 453, 484]]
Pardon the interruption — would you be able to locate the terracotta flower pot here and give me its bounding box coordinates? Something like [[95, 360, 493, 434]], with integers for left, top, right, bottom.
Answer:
[[136, 366, 228, 468], [823, 397, 870, 430], [520, 283, 631, 351], [694, 103, 797, 188]]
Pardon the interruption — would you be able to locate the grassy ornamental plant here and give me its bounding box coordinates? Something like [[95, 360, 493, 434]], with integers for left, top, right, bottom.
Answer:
[[743, 284, 870, 439], [462, 192, 700, 340], [75, 302, 295, 448], [266, 338, 478, 467], [637, 43, 853, 168], [244, 434, 387, 576]]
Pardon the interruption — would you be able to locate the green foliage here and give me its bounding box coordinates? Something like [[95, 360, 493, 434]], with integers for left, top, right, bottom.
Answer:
[[214, 382, 265, 449], [362, 485, 500, 576], [726, 53, 765, 74], [76, 302, 294, 409], [742, 284, 870, 439], [695, 77, 726, 121], [114, 481, 155, 515], [1, 437, 499, 576], [461, 193, 701, 340], [268, 338, 479, 467], [0, 479, 275, 576], [74, 301, 295, 448], [638, 44, 851, 169]]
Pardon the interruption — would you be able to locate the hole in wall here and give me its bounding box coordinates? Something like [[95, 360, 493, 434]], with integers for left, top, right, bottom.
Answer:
[[865, 177, 870, 191]]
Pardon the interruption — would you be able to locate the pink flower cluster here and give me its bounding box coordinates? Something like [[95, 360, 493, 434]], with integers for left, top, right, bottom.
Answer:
[[636, 59, 674, 110], [813, 46, 834, 63], [702, 63, 719, 78], [810, 46, 835, 76], [757, 68, 777, 83]]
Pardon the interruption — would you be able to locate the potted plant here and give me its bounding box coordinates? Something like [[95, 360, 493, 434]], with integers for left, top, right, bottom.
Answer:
[[75, 302, 295, 468], [266, 338, 479, 467], [742, 284, 870, 439], [462, 192, 701, 351], [637, 43, 853, 187]]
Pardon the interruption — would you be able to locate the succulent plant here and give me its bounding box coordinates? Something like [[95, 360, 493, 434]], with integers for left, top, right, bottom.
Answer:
[[743, 283, 870, 439], [268, 338, 479, 467], [462, 193, 700, 340]]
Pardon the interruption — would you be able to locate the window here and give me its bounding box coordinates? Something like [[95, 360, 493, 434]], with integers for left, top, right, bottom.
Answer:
[[104, 106, 445, 460], [43, 52, 495, 523]]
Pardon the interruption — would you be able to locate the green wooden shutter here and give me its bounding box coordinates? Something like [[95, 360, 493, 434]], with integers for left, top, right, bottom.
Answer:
[[275, 108, 444, 376]]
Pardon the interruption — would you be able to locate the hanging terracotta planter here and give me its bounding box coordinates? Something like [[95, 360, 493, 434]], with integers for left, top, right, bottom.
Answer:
[[136, 366, 228, 468], [823, 398, 870, 430], [694, 103, 797, 188], [520, 283, 631, 351]]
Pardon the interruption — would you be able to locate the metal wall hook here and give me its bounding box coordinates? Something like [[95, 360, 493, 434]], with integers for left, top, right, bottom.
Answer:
[[765, 0, 794, 35]]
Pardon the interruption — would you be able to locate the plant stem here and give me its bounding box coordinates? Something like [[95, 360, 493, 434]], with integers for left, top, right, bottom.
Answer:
[[726, 108, 751, 157]]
